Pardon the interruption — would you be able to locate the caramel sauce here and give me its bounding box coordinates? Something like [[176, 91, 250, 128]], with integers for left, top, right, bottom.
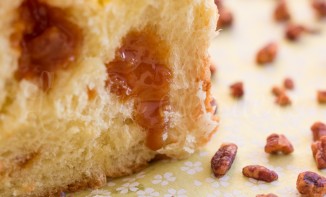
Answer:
[[106, 30, 172, 150], [87, 87, 97, 100], [15, 0, 82, 90]]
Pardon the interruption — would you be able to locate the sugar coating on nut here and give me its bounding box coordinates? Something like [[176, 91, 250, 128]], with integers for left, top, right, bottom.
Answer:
[[296, 171, 326, 196], [318, 91, 326, 104], [274, 0, 290, 22], [275, 93, 291, 106], [242, 165, 278, 182], [283, 78, 294, 90], [311, 122, 326, 141], [256, 42, 278, 65], [256, 194, 278, 197], [311, 136, 326, 169], [230, 82, 244, 98], [211, 143, 238, 177], [265, 133, 294, 154], [272, 86, 285, 97]]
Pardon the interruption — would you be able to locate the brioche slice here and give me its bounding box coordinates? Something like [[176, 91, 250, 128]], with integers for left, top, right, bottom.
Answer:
[[0, 0, 218, 196]]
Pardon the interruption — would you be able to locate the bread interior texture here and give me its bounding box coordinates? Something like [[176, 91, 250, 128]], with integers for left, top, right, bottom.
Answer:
[[0, 0, 218, 196]]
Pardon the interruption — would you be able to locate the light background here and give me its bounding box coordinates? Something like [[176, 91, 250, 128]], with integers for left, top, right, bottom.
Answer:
[[73, 0, 326, 196]]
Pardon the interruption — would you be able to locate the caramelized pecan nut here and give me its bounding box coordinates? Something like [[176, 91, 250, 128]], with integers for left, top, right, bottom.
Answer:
[[265, 133, 294, 154], [271, 86, 285, 97], [274, 0, 290, 22], [311, 122, 326, 141], [242, 165, 278, 182], [283, 78, 294, 90], [311, 136, 326, 169], [230, 82, 244, 98], [312, 0, 326, 18], [210, 64, 217, 76], [317, 91, 326, 104], [217, 9, 233, 29], [296, 171, 326, 196], [285, 24, 306, 41], [256, 42, 278, 65], [211, 143, 238, 177], [275, 93, 291, 107]]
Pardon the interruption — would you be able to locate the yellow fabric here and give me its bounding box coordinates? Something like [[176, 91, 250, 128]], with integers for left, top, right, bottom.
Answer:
[[72, 0, 326, 196]]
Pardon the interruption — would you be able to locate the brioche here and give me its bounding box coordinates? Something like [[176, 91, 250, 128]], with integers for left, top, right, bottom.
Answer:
[[0, 0, 218, 196]]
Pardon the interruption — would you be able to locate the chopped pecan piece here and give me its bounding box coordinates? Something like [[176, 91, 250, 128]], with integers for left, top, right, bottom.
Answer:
[[256, 42, 278, 65], [265, 133, 294, 154], [275, 93, 291, 106], [271, 86, 285, 97], [285, 24, 318, 41], [283, 78, 294, 90], [274, 0, 290, 22], [312, 0, 326, 18], [296, 171, 326, 196], [215, 0, 233, 29], [256, 194, 278, 197], [311, 122, 326, 141], [211, 143, 238, 177], [285, 24, 306, 41], [318, 91, 326, 104], [230, 82, 244, 98], [242, 165, 278, 182], [210, 64, 217, 76], [214, 0, 222, 7], [217, 9, 233, 29], [311, 136, 326, 169]]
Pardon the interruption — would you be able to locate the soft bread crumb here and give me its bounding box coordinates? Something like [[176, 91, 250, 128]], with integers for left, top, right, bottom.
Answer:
[[0, 0, 218, 196]]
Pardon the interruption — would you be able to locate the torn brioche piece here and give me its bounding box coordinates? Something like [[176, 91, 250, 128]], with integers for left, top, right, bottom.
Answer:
[[0, 0, 218, 196]]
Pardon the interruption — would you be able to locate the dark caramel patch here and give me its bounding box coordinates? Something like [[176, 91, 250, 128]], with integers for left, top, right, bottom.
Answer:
[[15, 0, 82, 90], [106, 29, 172, 150]]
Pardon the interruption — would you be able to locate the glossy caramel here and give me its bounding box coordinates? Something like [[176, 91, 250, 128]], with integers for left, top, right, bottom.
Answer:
[[106, 30, 172, 150], [15, 0, 82, 90]]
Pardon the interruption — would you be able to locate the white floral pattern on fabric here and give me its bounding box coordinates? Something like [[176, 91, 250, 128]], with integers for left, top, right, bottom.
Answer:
[[207, 190, 221, 197], [223, 190, 247, 197], [86, 189, 111, 197], [285, 165, 307, 175], [246, 151, 268, 164], [164, 189, 187, 197], [199, 151, 209, 157], [122, 172, 146, 182], [244, 178, 278, 191], [106, 182, 116, 187], [152, 172, 176, 186], [194, 180, 202, 186], [136, 188, 159, 197], [116, 182, 139, 194], [180, 161, 203, 175], [277, 186, 300, 196], [206, 174, 230, 188]]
